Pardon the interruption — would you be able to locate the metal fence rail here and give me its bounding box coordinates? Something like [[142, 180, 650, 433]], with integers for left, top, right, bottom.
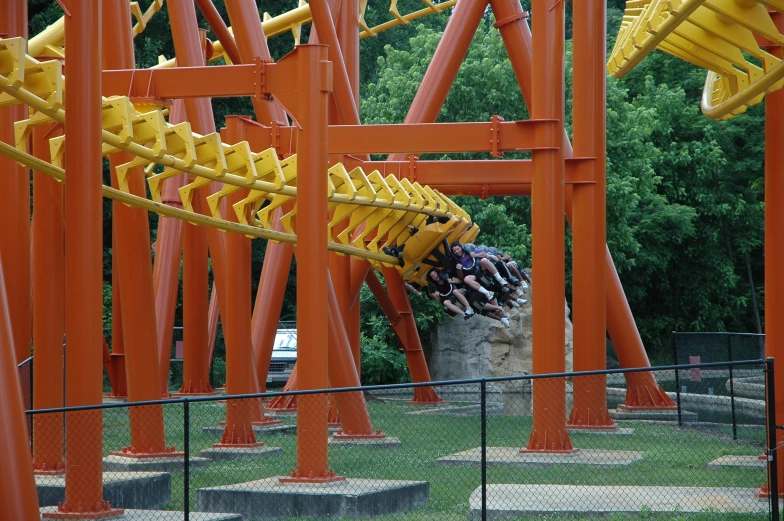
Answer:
[[24, 359, 776, 520]]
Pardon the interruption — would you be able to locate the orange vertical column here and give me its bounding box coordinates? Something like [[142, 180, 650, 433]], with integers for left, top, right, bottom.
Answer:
[[0, 260, 40, 521], [490, 0, 672, 410], [764, 11, 784, 494], [281, 44, 338, 483], [567, 0, 615, 430], [154, 99, 187, 396], [0, 0, 31, 364], [214, 117, 264, 447], [224, 0, 294, 399], [524, 0, 574, 453], [31, 123, 65, 475], [168, 0, 228, 397], [381, 267, 444, 404], [102, 0, 173, 460], [45, 0, 122, 516]]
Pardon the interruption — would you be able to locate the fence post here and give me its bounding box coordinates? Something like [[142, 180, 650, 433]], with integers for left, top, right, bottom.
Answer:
[[184, 399, 190, 521], [480, 380, 487, 521], [727, 336, 737, 440], [766, 357, 779, 521], [673, 334, 682, 427]]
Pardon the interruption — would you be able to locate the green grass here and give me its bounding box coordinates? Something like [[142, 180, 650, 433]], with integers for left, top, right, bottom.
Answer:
[[98, 399, 771, 521]]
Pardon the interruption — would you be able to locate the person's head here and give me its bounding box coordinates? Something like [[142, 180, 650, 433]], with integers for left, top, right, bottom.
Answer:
[[451, 242, 464, 257], [488, 247, 499, 256], [428, 269, 441, 282], [464, 243, 476, 254]]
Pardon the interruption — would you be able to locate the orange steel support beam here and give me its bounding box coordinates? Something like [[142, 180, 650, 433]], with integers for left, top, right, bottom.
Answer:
[[309, 0, 358, 126], [283, 45, 337, 483], [48, 0, 122, 516], [214, 117, 263, 447], [764, 12, 784, 495], [168, 0, 230, 398], [390, 0, 489, 162], [194, 0, 242, 66], [31, 123, 65, 475], [567, 0, 615, 430], [0, 260, 40, 521], [327, 276, 382, 438], [0, 0, 30, 364], [252, 209, 294, 391], [108, 261, 127, 398], [224, 0, 288, 124], [338, 0, 360, 105], [181, 195, 212, 395], [153, 100, 187, 397], [103, 0, 173, 459], [524, 0, 573, 453], [381, 267, 444, 404], [491, 0, 672, 409]]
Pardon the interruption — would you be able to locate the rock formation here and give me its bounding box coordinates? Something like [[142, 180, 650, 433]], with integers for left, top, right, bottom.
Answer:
[[426, 280, 573, 381]]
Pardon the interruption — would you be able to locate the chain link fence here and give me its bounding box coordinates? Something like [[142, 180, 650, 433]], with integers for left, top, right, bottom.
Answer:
[[672, 333, 768, 441], [26, 359, 777, 520]]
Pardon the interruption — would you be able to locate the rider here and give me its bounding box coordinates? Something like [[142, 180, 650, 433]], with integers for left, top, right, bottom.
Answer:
[[426, 269, 476, 320]]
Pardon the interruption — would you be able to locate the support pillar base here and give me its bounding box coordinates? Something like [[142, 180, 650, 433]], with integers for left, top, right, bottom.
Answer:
[[41, 502, 124, 520], [567, 407, 618, 431], [757, 483, 784, 498], [623, 373, 676, 409], [333, 429, 387, 439], [34, 463, 66, 476], [406, 387, 446, 405], [523, 429, 578, 453], [109, 447, 184, 459], [267, 394, 297, 412], [279, 471, 346, 484]]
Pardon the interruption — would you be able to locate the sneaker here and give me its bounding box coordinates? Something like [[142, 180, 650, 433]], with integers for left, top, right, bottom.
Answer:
[[508, 300, 520, 308], [514, 290, 524, 298], [463, 309, 475, 320], [503, 313, 511, 319], [521, 281, 528, 289], [483, 291, 495, 301], [510, 277, 520, 286], [516, 298, 528, 305], [501, 317, 510, 328]]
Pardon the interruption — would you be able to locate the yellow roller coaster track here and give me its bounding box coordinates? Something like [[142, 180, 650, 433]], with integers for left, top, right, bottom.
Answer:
[[0, 37, 478, 284], [608, 0, 784, 120]]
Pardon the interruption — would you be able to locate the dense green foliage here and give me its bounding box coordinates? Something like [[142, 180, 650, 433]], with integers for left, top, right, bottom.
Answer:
[[27, 1, 766, 375]]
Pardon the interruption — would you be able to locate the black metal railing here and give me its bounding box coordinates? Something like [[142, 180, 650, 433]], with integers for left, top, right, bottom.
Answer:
[[26, 360, 775, 520]]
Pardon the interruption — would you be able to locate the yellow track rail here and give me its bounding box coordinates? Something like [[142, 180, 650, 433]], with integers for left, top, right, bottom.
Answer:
[[0, 38, 477, 282], [608, 0, 784, 120]]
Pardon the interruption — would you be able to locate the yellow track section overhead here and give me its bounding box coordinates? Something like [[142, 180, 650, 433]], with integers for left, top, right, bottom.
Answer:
[[0, 38, 477, 282], [608, 0, 784, 120]]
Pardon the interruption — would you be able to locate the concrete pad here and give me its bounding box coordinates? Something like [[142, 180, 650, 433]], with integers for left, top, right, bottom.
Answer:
[[202, 423, 296, 436], [40, 508, 242, 521], [708, 455, 766, 469], [568, 427, 635, 435], [467, 484, 768, 519], [329, 436, 402, 448], [103, 454, 211, 473], [266, 410, 297, 417], [36, 472, 170, 510], [611, 407, 697, 422], [197, 477, 429, 519], [198, 445, 283, 461], [437, 447, 643, 468]]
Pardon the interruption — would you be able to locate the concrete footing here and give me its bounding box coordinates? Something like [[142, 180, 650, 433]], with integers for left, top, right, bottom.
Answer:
[[611, 407, 697, 423], [707, 455, 766, 469], [202, 424, 296, 436], [198, 445, 283, 461], [467, 484, 768, 519], [103, 454, 211, 473], [39, 508, 242, 521], [196, 477, 428, 519], [328, 436, 402, 448], [568, 427, 635, 435], [437, 448, 643, 468], [36, 472, 170, 510]]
